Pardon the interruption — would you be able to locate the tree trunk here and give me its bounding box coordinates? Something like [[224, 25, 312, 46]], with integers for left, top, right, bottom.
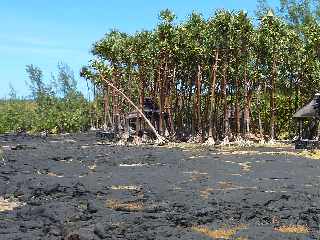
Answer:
[[190, 71, 195, 136], [159, 60, 167, 135], [138, 65, 145, 135], [235, 75, 241, 136], [243, 67, 250, 136], [209, 50, 219, 139], [167, 66, 176, 135], [103, 85, 113, 129], [234, 54, 240, 137], [270, 60, 276, 140], [256, 86, 264, 141], [100, 76, 164, 143], [111, 67, 120, 134], [222, 64, 229, 139], [193, 64, 202, 135]]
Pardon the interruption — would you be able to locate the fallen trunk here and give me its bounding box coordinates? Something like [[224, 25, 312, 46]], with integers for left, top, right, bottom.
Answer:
[[101, 77, 165, 144]]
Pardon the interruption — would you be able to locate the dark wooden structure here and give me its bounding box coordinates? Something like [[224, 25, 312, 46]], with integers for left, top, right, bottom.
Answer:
[[293, 93, 320, 149], [127, 97, 168, 136], [96, 97, 168, 141]]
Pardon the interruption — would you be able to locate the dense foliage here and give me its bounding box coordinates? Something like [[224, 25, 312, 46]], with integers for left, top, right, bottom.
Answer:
[[0, 64, 90, 134], [81, 0, 320, 141]]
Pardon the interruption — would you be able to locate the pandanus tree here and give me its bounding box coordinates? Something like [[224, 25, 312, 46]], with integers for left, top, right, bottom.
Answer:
[[206, 12, 220, 141], [210, 10, 234, 141], [81, 7, 320, 143], [132, 31, 154, 132], [92, 30, 129, 132], [80, 62, 165, 143], [181, 12, 207, 138], [154, 9, 177, 135], [276, 27, 303, 136], [257, 11, 286, 140], [233, 11, 255, 138]]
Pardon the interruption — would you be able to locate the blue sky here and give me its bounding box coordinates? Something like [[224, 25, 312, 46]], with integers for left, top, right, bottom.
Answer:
[[0, 0, 280, 98]]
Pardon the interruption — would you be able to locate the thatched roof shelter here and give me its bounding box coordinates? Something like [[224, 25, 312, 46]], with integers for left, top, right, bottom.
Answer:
[[293, 94, 320, 119]]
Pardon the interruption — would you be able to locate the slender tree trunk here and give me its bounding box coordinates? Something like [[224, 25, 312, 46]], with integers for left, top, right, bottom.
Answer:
[[190, 71, 195, 136], [196, 64, 202, 134], [235, 74, 241, 136], [294, 82, 299, 112], [152, 62, 160, 130], [111, 67, 119, 133], [209, 50, 219, 139], [103, 85, 113, 129], [203, 94, 210, 137], [243, 67, 250, 137], [270, 59, 276, 140], [167, 66, 176, 135], [256, 86, 264, 141], [174, 78, 182, 134], [234, 52, 240, 137], [94, 84, 99, 129], [138, 65, 145, 134], [288, 73, 294, 137], [159, 59, 167, 135], [222, 64, 229, 139]]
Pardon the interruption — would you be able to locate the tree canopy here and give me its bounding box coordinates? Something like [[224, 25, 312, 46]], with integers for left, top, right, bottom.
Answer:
[[81, 4, 320, 142]]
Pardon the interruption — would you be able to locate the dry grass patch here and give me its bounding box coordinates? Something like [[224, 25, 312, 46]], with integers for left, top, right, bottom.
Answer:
[[192, 225, 247, 239], [0, 197, 25, 212], [88, 163, 97, 171], [183, 171, 209, 181], [111, 185, 141, 191], [274, 225, 309, 234], [298, 150, 320, 160], [106, 199, 143, 212], [37, 170, 64, 178], [46, 172, 64, 177], [221, 150, 259, 155], [188, 155, 207, 160], [200, 188, 214, 199], [218, 181, 235, 189], [238, 162, 251, 172], [190, 171, 208, 181], [166, 143, 207, 153]]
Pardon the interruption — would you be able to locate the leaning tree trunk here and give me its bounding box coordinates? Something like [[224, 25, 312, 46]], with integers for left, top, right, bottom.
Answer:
[[209, 50, 219, 139], [100, 76, 164, 143]]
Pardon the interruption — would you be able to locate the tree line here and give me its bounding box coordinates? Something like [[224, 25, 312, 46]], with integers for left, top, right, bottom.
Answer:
[[81, 0, 320, 142]]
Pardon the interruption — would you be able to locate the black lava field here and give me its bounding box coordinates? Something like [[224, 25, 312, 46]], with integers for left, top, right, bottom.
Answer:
[[0, 133, 319, 239]]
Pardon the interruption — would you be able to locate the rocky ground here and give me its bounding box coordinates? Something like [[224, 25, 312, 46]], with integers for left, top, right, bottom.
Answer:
[[0, 133, 319, 239]]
